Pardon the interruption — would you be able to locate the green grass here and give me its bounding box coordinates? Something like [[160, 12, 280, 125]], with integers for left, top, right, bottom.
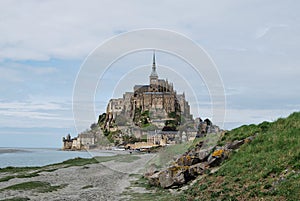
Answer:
[[123, 192, 174, 201], [81, 185, 93, 189], [0, 166, 39, 174], [116, 155, 141, 162], [0, 157, 99, 174], [0, 157, 99, 183], [146, 138, 204, 169], [0, 176, 15, 182], [0, 171, 40, 183], [94, 154, 141, 163], [0, 181, 67, 193], [177, 112, 300, 201], [122, 174, 176, 201], [51, 157, 99, 167]]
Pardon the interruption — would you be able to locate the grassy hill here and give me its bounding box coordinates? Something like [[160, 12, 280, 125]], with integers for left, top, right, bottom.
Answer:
[[177, 112, 300, 201]]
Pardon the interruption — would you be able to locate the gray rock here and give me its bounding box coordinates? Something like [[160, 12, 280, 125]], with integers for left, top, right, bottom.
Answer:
[[148, 172, 160, 186], [173, 170, 186, 185], [188, 163, 206, 177], [245, 136, 255, 143], [197, 147, 214, 161], [227, 140, 244, 150], [159, 169, 175, 188], [207, 155, 220, 167]]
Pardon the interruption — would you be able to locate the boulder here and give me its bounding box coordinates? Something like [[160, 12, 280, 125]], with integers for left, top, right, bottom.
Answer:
[[144, 164, 159, 177], [188, 163, 206, 178], [175, 155, 193, 166], [245, 136, 255, 143], [172, 170, 186, 186], [159, 169, 175, 188], [190, 156, 201, 165], [207, 155, 221, 167], [212, 149, 224, 158], [148, 172, 160, 186], [227, 139, 244, 150], [158, 165, 189, 188], [146, 133, 258, 189], [197, 147, 214, 161]]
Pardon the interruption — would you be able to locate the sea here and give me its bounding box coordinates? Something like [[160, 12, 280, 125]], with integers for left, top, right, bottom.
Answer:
[[0, 148, 116, 168]]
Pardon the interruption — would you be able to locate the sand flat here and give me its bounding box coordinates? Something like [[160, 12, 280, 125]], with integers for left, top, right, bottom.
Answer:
[[0, 153, 155, 201]]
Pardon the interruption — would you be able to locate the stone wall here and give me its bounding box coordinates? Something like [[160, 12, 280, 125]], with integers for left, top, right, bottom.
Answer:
[[62, 133, 97, 150]]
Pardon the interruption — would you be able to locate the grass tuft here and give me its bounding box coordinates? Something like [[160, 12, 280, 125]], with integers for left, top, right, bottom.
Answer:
[[0, 181, 67, 193], [81, 185, 93, 189]]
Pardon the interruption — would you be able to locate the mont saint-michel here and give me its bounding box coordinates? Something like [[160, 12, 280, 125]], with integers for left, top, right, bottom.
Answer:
[[63, 53, 219, 150]]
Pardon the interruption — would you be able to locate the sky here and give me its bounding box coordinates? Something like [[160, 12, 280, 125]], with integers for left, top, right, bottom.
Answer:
[[0, 0, 299, 148]]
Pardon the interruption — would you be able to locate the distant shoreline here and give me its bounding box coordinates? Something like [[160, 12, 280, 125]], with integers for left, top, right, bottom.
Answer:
[[0, 148, 31, 154], [0, 147, 131, 168]]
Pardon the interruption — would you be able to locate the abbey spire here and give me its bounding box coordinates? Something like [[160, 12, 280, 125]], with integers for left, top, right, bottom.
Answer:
[[150, 51, 158, 85], [150, 51, 158, 77]]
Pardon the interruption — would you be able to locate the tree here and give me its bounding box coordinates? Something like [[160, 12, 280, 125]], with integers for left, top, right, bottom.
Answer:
[[90, 123, 98, 130]]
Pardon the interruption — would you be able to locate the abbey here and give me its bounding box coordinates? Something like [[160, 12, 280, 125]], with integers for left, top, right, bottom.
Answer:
[[105, 53, 193, 129], [62, 53, 221, 150]]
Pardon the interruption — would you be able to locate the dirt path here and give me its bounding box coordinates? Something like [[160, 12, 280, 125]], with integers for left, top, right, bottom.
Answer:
[[0, 153, 155, 201]]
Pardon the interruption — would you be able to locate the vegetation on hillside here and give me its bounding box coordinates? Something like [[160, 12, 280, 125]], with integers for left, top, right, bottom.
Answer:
[[163, 111, 181, 131], [177, 112, 300, 201], [97, 113, 106, 128]]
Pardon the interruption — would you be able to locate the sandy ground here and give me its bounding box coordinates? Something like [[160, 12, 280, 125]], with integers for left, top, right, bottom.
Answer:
[[0, 153, 155, 201]]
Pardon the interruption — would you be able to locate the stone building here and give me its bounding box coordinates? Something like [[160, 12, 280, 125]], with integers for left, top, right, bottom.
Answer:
[[62, 133, 97, 150], [106, 53, 192, 129]]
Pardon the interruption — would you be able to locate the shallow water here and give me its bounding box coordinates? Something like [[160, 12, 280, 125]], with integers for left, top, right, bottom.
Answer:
[[0, 147, 115, 168]]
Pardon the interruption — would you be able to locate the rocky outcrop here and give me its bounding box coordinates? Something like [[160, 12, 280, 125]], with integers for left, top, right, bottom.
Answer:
[[145, 135, 256, 188]]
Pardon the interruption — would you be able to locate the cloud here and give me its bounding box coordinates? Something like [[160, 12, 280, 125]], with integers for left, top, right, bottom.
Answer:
[[25, 66, 58, 75], [0, 0, 299, 136], [255, 24, 289, 39], [0, 0, 254, 61], [224, 86, 245, 96], [1, 110, 62, 120], [0, 67, 23, 82], [217, 46, 247, 52], [0, 101, 66, 111], [0, 100, 73, 128], [255, 27, 271, 39], [0, 61, 58, 85]]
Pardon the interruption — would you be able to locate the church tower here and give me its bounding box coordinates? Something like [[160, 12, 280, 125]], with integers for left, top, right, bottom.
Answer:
[[149, 51, 158, 87]]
